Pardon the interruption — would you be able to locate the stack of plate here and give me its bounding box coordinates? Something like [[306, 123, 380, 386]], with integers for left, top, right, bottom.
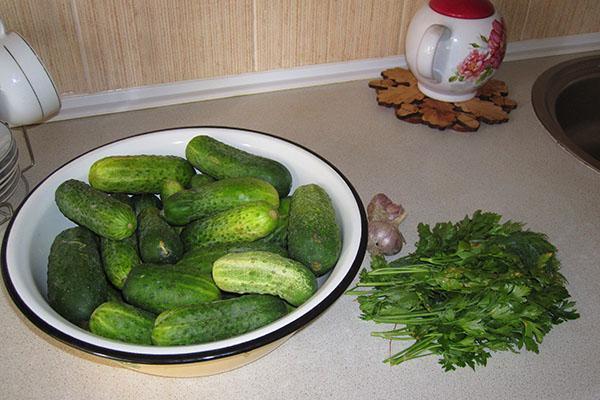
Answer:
[[0, 124, 21, 203]]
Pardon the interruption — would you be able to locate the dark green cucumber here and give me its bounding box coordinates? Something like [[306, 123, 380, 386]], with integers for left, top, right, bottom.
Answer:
[[180, 201, 278, 249], [100, 234, 140, 289], [212, 251, 317, 306], [163, 177, 279, 225], [47, 227, 108, 327], [185, 135, 292, 197], [288, 184, 342, 276], [152, 294, 287, 346], [160, 179, 185, 202], [89, 155, 195, 194], [55, 179, 137, 240], [257, 196, 291, 248], [122, 264, 221, 314], [110, 193, 134, 207], [189, 173, 215, 189], [107, 285, 124, 303], [137, 207, 183, 264], [131, 193, 162, 215], [175, 241, 287, 276], [89, 301, 155, 345]]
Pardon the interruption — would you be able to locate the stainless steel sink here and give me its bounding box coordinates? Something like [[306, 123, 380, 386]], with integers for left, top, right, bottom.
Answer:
[[532, 56, 600, 172]]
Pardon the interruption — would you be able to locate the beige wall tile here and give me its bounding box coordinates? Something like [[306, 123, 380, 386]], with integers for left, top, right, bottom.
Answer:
[[0, 0, 88, 94], [255, 0, 406, 71], [398, 0, 426, 54], [493, 0, 530, 42], [522, 0, 600, 40], [76, 0, 253, 92], [3, 0, 600, 96]]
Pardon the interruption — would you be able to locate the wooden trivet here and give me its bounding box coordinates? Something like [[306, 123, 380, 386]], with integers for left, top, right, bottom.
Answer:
[[369, 67, 517, 132]]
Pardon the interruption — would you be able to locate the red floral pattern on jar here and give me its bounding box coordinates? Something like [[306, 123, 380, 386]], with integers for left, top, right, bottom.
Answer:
[[449, 18, 506, 84]]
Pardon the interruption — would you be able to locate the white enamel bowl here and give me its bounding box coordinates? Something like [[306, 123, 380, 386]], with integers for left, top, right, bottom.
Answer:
[[1, 127, 367, 377]]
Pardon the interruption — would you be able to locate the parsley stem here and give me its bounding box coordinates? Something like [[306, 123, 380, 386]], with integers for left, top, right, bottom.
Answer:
[[367, 265, 432, 275]]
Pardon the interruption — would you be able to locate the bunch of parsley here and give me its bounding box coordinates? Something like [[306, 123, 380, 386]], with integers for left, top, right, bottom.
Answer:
[[348, 211, 579, 371]]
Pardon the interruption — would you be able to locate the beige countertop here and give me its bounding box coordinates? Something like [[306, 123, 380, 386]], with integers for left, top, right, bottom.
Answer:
[[1, 52, 599, 399]]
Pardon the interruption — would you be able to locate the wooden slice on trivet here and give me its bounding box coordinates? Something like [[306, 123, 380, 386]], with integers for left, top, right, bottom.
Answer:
[[368, 67, 517, 132]]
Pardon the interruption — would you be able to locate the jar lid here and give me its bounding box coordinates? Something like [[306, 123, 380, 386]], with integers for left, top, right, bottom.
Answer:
[[429, 0, 495, 19]]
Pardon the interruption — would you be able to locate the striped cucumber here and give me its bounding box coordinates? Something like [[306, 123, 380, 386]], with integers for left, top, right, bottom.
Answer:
[[47, 227, 108, 327], [212, 251, 317, 306], [122, 264, 221, 314], [89, 301, 155, 345], [288, 184, 342, 276], [137, 206, 184, 264], [189, 173, 215, 189], [180, 201, 278, 249], [89, 155, 195, 194], [175, 241, 287, 276], [152, 294, 287, 346], [100, 234, 141, 289], [185, 135, 292, 197], [55, 179, 136, 240], [163, 177, 279, 225]]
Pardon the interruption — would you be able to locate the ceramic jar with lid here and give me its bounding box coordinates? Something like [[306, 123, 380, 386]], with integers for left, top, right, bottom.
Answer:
[[405, 0, 506, 102]]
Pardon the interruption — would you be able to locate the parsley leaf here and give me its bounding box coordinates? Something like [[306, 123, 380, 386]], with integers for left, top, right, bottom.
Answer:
[[348, 211, 579, 371]]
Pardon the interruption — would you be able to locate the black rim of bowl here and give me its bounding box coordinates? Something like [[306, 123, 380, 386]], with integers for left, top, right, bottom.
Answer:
[[1, 126, 368, 365]]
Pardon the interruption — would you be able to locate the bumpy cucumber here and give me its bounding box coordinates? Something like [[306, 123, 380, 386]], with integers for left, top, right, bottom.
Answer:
[[288, 184, 342, 276], [89, 155, 195, 194], [55, 179, 136, 240], [110, 193, 134, 207], [47, 227, 108, 327], [122, 264, 221, 314], [163, 177, 279, 225], [160, 179, 185, 202], [152, 294, 287, 346], [175, 242, 287, 275], [100, 234, 140, 289], [89, 301, 155, 345], [137, 207, 184, 264], [180, 202, 278, 249], [131, 193, 162, 215], [212, 251, 317, 306], [185, 135, 292, 197], [107, 285, 124, 303], [189, 173, 215, 189]]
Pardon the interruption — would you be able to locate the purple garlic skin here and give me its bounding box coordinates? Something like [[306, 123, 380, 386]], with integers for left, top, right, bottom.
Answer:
[[367, 193, 406, 227], [367, 220, 406, 256]]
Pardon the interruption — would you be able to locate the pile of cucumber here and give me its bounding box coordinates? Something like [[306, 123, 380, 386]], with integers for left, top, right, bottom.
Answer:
[[47, 135, 342, 346]]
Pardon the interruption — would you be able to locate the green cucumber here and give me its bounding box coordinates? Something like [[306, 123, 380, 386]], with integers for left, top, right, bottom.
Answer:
[[47, 227, 108, 327], [152, 294, 287, 346], [189, 174, 215, 189], [185, 135, 292, 197], [107, 285, 124, 303], [122, 264, 221, 314], [180, 202, 278, 249], [163, 177, 279, 225], [212, 251, 317, 306], [175, 242, 287, 276], [131, 193, 162, 215], [137, 207, 184, 264], [160, 179, 185, 202], [110, 193, 134, 206], [55, 179, 137, 240], [89, 155, 195, 194], [89, 301, 155, 345], [100, 234, 140, 289], [288, 184, 341, 276]]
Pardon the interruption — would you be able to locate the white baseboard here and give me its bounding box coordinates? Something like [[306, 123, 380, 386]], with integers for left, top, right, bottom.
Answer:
[[52, 32, 600, 122]]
